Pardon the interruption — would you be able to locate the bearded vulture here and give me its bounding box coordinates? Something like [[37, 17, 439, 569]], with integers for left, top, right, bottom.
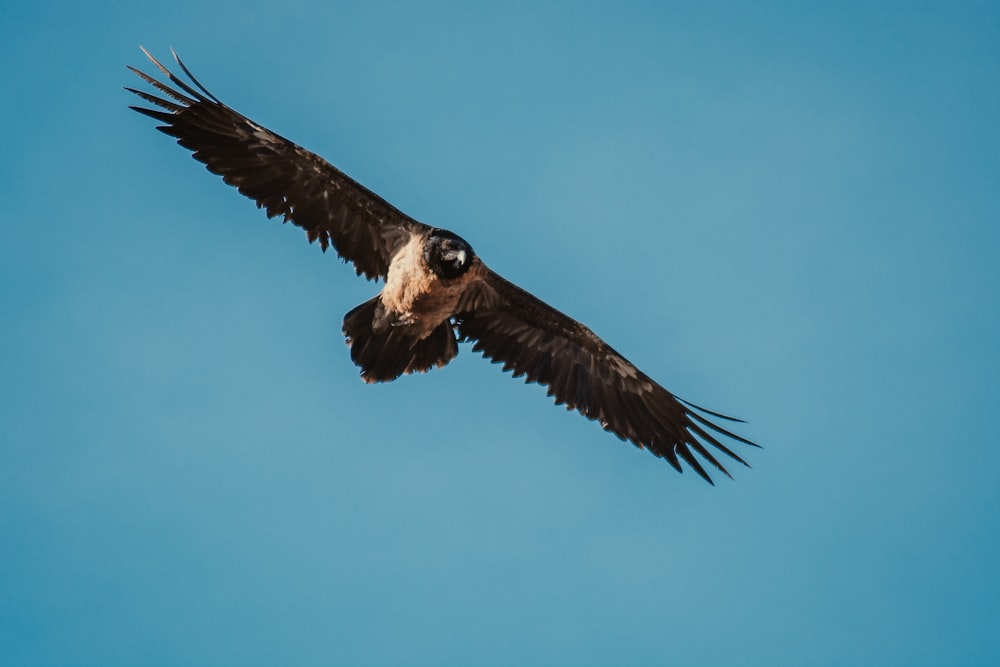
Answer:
[[126, 47, 759, 483]]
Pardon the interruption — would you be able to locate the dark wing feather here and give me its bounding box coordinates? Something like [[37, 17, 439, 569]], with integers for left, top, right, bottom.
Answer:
[[456, 269, 759, 484], [126, 47, 428, 280]]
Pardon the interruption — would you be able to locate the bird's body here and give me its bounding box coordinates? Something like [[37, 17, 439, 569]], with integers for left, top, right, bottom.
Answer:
[[380, 233, 469, 335], [127, 47, 758, 483]]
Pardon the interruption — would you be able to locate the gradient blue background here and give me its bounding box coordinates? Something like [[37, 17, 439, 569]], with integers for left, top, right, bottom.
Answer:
[[2, 1, 998, 665]]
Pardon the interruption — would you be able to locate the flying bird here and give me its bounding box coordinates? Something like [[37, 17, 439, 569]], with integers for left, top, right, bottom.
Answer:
[[126, 47, 758, 483]]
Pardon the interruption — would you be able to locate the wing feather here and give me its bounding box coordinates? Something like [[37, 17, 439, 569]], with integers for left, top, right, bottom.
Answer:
[[457, 269, 759, 483], [127, 48, 429, 280]]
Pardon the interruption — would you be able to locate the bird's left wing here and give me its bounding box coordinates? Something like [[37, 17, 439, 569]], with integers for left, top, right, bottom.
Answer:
[[456, 268, 758, 483], [126, 48, 429, 280]]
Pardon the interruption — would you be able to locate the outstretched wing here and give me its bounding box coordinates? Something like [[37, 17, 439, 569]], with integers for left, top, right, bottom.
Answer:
[[456, 269, 759, 484], [126, 47, 429, 280]]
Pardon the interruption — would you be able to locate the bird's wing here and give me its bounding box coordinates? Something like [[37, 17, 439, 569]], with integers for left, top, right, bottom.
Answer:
[[455, 268, 758, 483], [126, 48, 429, 280]]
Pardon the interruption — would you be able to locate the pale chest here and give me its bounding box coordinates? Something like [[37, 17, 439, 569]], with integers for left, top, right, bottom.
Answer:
[[382, 236, 434, 313], [380, 236, 463, 336]]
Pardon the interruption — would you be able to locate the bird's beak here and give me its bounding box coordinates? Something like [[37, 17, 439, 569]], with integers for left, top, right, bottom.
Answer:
[[444, 249, 467, 266]]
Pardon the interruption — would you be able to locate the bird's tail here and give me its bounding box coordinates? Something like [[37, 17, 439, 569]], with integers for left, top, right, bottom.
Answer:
[[342, 296, 459, 383]]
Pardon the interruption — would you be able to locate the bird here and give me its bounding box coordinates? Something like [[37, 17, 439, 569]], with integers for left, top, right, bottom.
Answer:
[[126, 47, 758, 484]]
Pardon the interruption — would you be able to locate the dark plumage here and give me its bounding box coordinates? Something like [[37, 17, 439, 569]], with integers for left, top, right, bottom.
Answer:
[[127, 47, 759, 483]]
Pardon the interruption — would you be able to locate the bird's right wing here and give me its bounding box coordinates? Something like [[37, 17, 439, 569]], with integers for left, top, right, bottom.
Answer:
[[455, 267, 758, 483], [127, 47, 430, 280]]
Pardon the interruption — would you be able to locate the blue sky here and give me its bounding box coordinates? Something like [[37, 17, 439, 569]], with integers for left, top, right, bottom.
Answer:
[[2, 1, 998, 665]]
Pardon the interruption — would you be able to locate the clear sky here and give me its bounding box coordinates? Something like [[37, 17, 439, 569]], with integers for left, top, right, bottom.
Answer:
[[2, 1, 998, 665]]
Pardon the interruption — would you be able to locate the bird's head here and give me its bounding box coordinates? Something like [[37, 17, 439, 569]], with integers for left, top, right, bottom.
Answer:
[[424, 229, 475, 280]]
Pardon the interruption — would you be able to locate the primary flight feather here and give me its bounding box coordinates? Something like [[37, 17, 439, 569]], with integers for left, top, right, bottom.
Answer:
[[127, 47, 758, 483]]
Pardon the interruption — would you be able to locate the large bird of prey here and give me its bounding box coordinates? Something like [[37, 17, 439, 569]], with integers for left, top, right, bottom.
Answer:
[[127, 47, 758, 483]]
